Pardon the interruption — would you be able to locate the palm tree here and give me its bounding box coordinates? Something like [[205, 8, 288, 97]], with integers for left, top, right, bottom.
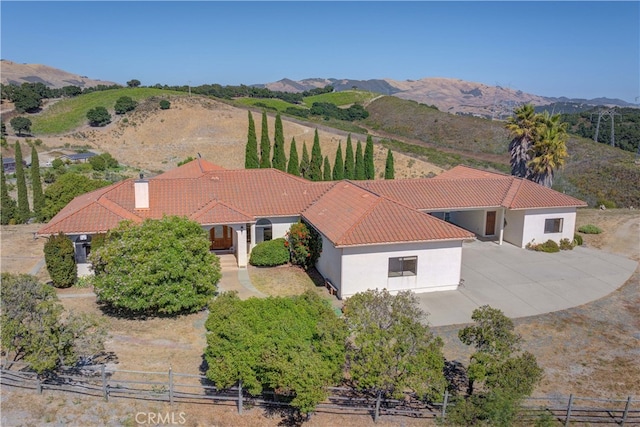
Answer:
[[505, 104, 539, 179], [528, 112, 568, 187]]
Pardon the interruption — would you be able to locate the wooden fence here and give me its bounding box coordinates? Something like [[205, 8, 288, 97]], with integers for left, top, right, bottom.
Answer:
[[1, 362, 638, 425]]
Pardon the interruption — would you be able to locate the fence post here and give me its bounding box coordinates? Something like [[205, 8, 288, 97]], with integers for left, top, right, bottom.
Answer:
[[374, 391, 382, 423], [564, 394, 573, 427], [37, 375, 42, 394], [621, 395, 632, 426], [237, 380, 243, 415], [441, 390, 449, 420], [101, 364, 108, 402], [169, 367, 174, 406]]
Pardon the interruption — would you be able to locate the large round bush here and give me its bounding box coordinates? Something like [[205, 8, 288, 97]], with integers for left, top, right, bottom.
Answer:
[[90, 216, 220, 315], [249, 238, 289, 267]]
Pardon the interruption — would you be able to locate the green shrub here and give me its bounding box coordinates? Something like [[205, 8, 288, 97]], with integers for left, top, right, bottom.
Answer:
[[573, 233, 583, 246], [596, 199, 616, 209], [159, 99, 171, 110], [249, 238, 289, 267], [559, 238, 574, 250], [526, 239, 560, 253], [44, 232, 77, 288], [286, 221, 322, 270], [539, 240, 560, 253], [578, 224, 602, 234]]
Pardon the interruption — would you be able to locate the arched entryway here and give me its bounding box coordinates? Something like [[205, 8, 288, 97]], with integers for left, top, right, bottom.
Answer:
[[254, 219, 273, 244], [210, 225, 233, 250]]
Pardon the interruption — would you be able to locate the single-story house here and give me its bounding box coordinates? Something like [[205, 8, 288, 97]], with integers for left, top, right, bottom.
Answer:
[[37, 159, 586, 299], [61, 152, 97, 163], [2, 157, 27, 174]]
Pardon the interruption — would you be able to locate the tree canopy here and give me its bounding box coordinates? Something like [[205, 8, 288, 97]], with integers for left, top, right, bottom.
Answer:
[[14, 141, 30, 223], [259, 111, 271, 168], [245, 111, 259, 169], [10, 116, 32, 136], [205, 291, 346, 415], [0, 156, 17, 224], [90, 216, 221, 315], [114, 96, 137, 114], [451, 305, 543, 426], [271, 113, 286, 171], [343, 289, 446, 401], [505, 104, 568, 187], [308, 129, 323, 181], [1, 273, 107, 374], [86, 106, 112, 127], [287, 137, 300, 176], [42, 173, 110, 221]]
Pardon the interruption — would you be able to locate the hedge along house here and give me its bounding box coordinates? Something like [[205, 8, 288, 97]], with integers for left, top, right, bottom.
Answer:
[[37, 159, 586, 298]]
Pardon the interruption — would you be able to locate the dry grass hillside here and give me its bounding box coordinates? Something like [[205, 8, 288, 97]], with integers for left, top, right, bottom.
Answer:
[[31, 95, 443, 178]]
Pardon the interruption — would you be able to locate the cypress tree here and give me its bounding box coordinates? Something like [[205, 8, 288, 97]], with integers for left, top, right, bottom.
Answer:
[[344, 134, 355, 180], [287, 137, 300, 176], [364, 135, 375, 180], [14, 141, 30, 223], [384, 149, 395, 179], [332, 142, 344, 180], [271, 113, 287, 171], [300, 142, 310, 179], [354, 140, 365, 180], [1, 156, 17, 225], [323, 156, 332, 181], [308, 129, 323, 182], [31, 146, 44, 220], [259, 111, 271, 168], [245, 111, 259, 169]]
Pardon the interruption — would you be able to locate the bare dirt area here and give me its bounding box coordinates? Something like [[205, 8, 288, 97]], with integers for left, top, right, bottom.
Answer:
[[20, 95, 443, 179]]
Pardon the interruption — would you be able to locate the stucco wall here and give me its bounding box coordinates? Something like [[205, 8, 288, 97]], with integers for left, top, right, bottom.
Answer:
[[335, 240, 464, 298], [521, 208, 577, 247], [449, 210, 486, 235], [315, 234, 343, 295], [503, 209, 526, 247]]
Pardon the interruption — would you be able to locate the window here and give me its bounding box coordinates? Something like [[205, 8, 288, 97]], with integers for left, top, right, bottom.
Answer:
[[544, 218, 563, 233], [388, 256, 418, 277]]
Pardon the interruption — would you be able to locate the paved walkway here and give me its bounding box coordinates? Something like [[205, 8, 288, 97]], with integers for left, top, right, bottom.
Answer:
[[417, 240, 638, 327], [216, 254, 265, 298]]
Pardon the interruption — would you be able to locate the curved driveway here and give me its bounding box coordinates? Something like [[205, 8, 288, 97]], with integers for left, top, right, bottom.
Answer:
[[417, 240, 638, 327]]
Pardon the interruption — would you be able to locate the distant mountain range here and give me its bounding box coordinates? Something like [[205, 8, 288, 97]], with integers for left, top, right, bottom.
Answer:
[[0, 60, 118, 89], [1, 60, 635, 118], [260, 77, 636, 118]]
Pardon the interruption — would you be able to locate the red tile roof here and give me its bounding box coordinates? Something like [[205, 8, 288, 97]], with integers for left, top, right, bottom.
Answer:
[[303, 182, 474, 247], [361, 165, 586, 210], [37, 160, 586, 247], [153, 158, 225, 179]]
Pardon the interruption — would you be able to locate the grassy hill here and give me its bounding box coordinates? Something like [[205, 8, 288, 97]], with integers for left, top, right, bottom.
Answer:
[[233, 90, 379, 111], [30, 88, 183, 134], [364, 96, 640, 208], [17, 89, 640, 208]]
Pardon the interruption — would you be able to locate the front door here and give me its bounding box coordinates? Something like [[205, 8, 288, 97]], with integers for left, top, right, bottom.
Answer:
[[210, 225, 233, 250], [485, 211, 496, 236]]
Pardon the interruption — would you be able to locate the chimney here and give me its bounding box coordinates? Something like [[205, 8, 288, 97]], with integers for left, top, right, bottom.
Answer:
[[134, 173, 149, 209]]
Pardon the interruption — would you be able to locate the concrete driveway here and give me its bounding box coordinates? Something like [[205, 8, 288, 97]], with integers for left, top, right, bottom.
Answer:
[[417, 240, 638, 327]]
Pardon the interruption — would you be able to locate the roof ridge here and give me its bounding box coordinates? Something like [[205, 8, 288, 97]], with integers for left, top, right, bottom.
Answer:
[[337, 186, 383, 245], [191, 198, 255, 221], [503, 177, 525, 209]]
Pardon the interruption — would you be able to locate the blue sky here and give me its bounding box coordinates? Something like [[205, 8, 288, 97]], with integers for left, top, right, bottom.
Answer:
[[1, 1, 638, 103]]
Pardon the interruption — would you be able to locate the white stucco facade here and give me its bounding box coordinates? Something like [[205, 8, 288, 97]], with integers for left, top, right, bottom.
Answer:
[[520, 208, 577, 248], [316, 239, 465, 299]]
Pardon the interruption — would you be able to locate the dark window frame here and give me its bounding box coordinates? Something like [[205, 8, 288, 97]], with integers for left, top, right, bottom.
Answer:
[[544, 218, 564, 233], [388, 256, 418, 277]]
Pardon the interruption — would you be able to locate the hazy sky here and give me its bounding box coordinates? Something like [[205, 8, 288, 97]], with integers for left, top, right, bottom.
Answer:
[[1, 1, 638, 103]]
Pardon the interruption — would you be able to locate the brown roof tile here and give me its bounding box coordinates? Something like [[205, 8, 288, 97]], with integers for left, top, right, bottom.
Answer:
[[303, 182, 474, 247]]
